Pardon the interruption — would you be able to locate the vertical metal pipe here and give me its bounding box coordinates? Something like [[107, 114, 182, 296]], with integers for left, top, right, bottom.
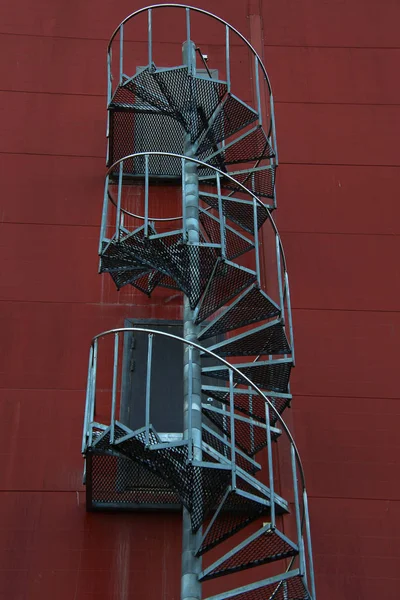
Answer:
[[82, 345, 94, 454], [270, 94, 279, 165], [291, 444, 305, 576], [225, 25, 231, 92], [186, 8, 191, 48], [216, 172, 226, 258], [187, 344, 193, 461], [88, 339, 98, 445], [255, 56, 262, 126], [110, 333, 119, 444], [253, 199, 261, 285], [181, 83, 202, 598], [265, 403, 276, 528], [229, 369, 236, 489], [276, 234, 284, 311], [107, 50, 112, 106], [304, 489, 317, 599], [182, 157, 187, 240], [116, 162, 123, 240], [144, 154, 149, 236], [99, 175, 110, 254], [119, 24, 124, 84], [285, 272, 295, 365], [148, 9, 152, 67], [145, 333, 153, 446]]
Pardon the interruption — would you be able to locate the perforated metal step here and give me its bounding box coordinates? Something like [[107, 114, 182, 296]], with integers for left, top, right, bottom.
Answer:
[[205, 319, 291, 357], [199, 209, 255, 261], [199, 125, 275, 166], [196, 488, 271, 555], [195, 260, 257, 325], [198, 284, 280, 338], [202, 359, 292, 394], [202, 405, 279, 457], [204, 571, 311, 600], [202, 386, 291, 427], [199, 524, 298, 581], [199, 192, 269, 234]]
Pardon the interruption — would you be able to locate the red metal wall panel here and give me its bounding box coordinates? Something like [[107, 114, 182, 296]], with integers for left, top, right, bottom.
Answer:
[[0, 0, 398, 598]]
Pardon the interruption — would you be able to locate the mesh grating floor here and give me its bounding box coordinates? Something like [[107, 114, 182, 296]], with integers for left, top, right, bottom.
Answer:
[[202, 389, 290, 427], [199, 210, 255, 261], [88, 451, 181, 508], [202, 406, 278, 457], [210, 321, 291, 357], [197, 489, 270, 555], [199, 285, 280, 339], [203, 361, 292, 394], [206, 574, 310, 600], [195, 260, 257, 325], [197, 94, 258, 155], [200, 527, 298, 581], [199, 193, 269, 234], [200, 126, 275, 167]]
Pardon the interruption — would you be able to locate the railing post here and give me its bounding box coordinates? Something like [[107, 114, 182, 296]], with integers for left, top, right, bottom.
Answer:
[[229, 369, 236, 489], [304, 489, 317, 599], [82, 345, 94, 454], [253, 199, 261, 285], [144, 154, 149, 236], [110, 333, 119, 444], [265, 403, 276, 528], [116, 161, 123, 240], [276, 233, 284, 312], [216, 172, 226, 258], [291, 444, 306, 577], [88, 339, 98, 446], [148, 9, 152, 67], [225, 25, 231, 92], [99, 175, 109, 254], [119, 24, 124, 84], [145, 333, 153, 446], [255, 56, 262, 127]]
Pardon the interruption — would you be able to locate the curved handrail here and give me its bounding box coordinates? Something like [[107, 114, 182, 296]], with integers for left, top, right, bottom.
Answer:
[[107, 4, 273, 93], [106, 151, 286, 271], [85, 326, 307, 579], [91, 326, 305, 488], [106, 4, 277, 148]]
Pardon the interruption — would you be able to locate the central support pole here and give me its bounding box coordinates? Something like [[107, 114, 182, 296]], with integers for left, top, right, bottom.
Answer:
[[181, 39, 203, 600]]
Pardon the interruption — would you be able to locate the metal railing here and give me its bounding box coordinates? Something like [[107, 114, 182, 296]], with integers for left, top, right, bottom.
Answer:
[[99, 151, 293, 353], [106, 4, 278, 161], [82, 326, 315, 597]]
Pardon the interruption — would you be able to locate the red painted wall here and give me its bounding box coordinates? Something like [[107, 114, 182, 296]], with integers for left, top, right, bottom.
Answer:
[[0, 0, 399, 598]]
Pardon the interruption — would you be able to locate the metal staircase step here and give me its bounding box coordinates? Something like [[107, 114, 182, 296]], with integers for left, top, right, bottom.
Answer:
[[199, 125, 275, 167], [222, 165, 276, 200], [199, 524, 298, 581], [204, 570, 311, 600], [198, 285, 280, 339], [199, 209, 255, 261], [201, 426, 260, 475], [151, 68, 227, 142], [202, 359, 292, 394], [198, 191, 269, 234], [205, 319, 291, 357], [202, 405, 279, 457], [195, 260, 257, 325], [202, 386, 291, 427], [196, 94, 258, 155], [114, 67, 227, 140], [109, 267, 153, 290], [196, 488, 271, 556], [111, 425, 233, 527]]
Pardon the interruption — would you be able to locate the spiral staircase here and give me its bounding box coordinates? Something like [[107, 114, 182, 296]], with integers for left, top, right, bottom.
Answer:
[[81, 5, 316, 600]]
